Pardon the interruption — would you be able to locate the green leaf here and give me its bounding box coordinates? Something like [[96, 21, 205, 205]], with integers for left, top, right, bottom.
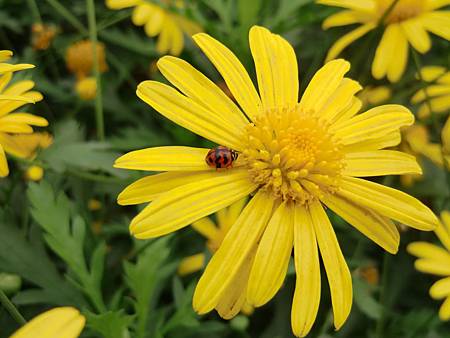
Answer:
[[86, 310, 133, 338], [353, 276, 382, 320], [41, 119, 125, 177], [27, 180, 106, 312]]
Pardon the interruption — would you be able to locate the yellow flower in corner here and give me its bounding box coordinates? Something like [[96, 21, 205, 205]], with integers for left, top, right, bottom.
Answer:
[[443, 115, 450, 167], [115, 26, 439, 337], [318, 0, 450, 82], [0, 68, 47, 177], [411, 66, 450, 119], [408, 211, 450, 321], [105, 0, 202, 56], [9, 307, 85, 338]]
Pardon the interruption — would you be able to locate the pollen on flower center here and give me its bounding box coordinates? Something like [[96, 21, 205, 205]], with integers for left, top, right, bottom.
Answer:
[[239, 106, 345, 204], [377, 0, 424, 23]]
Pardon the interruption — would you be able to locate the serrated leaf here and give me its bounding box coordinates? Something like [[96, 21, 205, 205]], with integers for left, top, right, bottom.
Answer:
[[86, 310, 133, 338]]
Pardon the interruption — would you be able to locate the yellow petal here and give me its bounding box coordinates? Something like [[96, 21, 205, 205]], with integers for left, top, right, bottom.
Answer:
[[332, 104, 414, 145], [322, 194, 399, 253], [118, 171, 218, 205], [105, 0, 141, 9], [144, 8, 164, 36], [321, 78, 362, 122], [0, 91, 43, 117], [342, 150, 422, 176], [414, 258, 450, 276], [419, 66, 447, 82], [439, 297, 450, 321], [0, 133, 30, 158], [339, 176, 439, 231], [372, 24, 400, 80], [136, 81, 243, 150], [114, 146, 211, 171], [131, 3, 152, 26], [168, 19, 184, 56], [0, 63, 34, 74], [10, 307, 85, 338], [220, 197, 248, 233], [309, 200, 352, 330], [407, 242, 450, 262], [401, 19, 431, 54], [322, 10, 368, 29], [178, 253, 205, 276], [215, 251, 254, 319], [386, 26, 408, 83], [0, 122, 33, 134], [343, 131, 401, 152], [291, 205, 321, 338], [422, 11, 450, 41], [156, 24, 171, 55], [430, 277, 450, 300], [436, 211, 450, 251], [1, 113, 48, 126], [157, 56, 248, 129], [247, 202, 294, 306], [193, 191, 273, 314], [0, 144, 9, 177], [317, 0, 376, 11], [426, 0, 450, 10], [326, 23, 376, 62], [249, 26, 298, 110], [0, 95, 35, 103], [3, 80, 35, 96], [333, 97, 362, 124], [299, 59, 350, 113], [411, 85, 450, 103], [417, 94, 450, 118], [130, 170, 256, 238], [192, 32, 261, 121], [192, 217, 220, 241], [0, 50, 12, 62]]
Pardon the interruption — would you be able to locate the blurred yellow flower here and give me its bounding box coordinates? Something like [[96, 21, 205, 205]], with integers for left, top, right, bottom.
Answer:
[[66, 40, 108, 79], [318, 0, 450, 82], [9, 307, 85, 338], [88, 198, 102, 211], [8, 132, 53, 159], [76, 77, 97, 100], [443, 115, 450, 167], [399, 124, 443, 186], [25, 165, 44, 181], [115, 26, 438, 337], [0, 71, 47, 177], [105, 0, 202, 56], [408, 211, 450, 321], [411, 66, 450, 119], [358, 85, 392, 108], [31, 23, 58, 51], [357, 264, 380, 286]]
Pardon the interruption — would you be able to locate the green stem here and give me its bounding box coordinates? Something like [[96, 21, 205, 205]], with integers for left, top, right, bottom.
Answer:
[[46, 0, 88, 35], [376, 252, 391, 338], [86, 0, 105, 141], [412, 50, 450, 208], [26, 0, 42, 23], [0, 289, 26, 326]]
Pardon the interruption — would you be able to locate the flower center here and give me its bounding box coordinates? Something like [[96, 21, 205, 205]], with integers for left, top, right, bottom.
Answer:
[[240, 106, 345, 204], [377, 0, 424, 23]]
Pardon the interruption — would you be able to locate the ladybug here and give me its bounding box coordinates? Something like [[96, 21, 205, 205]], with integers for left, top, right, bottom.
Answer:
[[205, 146, 238, 169]]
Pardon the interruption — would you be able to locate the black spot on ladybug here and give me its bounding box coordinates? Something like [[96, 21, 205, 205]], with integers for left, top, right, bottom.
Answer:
[[205, 146, 238, 169]]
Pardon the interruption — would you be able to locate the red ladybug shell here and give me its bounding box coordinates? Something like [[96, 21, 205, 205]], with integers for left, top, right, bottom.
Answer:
[[205, 146, 238, 169]]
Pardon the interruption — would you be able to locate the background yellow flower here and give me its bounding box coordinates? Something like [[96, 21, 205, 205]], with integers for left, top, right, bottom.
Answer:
[[318, 0, 450, 82], [408, 211, 450, 321], [106, 0, 202, 55]]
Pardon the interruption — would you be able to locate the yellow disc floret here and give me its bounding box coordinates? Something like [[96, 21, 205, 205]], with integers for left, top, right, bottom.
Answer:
[[241, 106, 345, 204]]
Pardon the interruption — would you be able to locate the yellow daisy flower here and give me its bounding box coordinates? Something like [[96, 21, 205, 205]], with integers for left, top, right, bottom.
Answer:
[[105, 0, 202, 56], [399, 124, 443, 186], [408, 211, 450, 321], [0, 72, 47, 177], [318, 0, 450, 82], [411, 66, 450, 119], [31, 23, 58, 51], [115, 26, 439, 337], [177, 198, 254, 317], [75, 77, 97, 100], [9, 307, 85, 338], [66, 40, 108, 79]]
